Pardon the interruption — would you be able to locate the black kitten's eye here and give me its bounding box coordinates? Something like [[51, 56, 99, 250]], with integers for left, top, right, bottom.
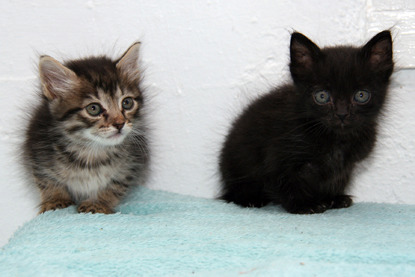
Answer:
[[314, 90, 331, 104], [86, 103, 103, 116], [354, 90, 371, 104], [122, 97, 134, 110]]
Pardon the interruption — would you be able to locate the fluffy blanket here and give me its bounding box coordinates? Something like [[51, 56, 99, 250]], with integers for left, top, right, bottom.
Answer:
[[1, 187, 414, 276]]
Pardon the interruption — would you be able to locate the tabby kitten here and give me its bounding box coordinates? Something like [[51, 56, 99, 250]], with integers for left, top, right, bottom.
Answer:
[[24, 42, 149, 214], [220, 31, 393, 214]]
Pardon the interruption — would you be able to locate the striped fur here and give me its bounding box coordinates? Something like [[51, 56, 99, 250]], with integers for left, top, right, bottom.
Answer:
[[24, 43, 149, 214]]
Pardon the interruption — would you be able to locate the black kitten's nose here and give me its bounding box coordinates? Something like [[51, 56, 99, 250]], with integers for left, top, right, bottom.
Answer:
[[337, 114, 348, 122]]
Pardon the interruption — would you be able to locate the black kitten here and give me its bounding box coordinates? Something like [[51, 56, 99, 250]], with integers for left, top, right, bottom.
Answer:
[[219, 31, 393, 214]]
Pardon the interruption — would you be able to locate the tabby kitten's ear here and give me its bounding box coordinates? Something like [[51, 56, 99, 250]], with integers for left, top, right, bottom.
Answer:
[[289, 32, 322, 83], [360, 30, 393, 81], [39, 56, 79, 101], [116, 42, 141, 85]]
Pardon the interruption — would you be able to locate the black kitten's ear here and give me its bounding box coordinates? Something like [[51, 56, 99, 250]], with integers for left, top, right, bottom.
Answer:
[[290, 32, 322, 82], [116, 42, 141, 84], [361, 31, 393, 78], [39, 56, 79, 101]]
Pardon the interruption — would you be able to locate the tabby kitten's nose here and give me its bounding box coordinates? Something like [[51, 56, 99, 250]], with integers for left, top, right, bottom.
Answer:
[[113, 122, 125, 130]]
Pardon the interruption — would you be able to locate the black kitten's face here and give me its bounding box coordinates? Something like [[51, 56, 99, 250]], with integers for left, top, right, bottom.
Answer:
[[290, 31, 393, 134], [306, 52, 381, 132]]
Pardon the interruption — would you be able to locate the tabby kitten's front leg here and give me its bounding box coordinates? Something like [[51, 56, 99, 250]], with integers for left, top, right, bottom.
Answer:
[[77, 181, 129, 214], [38, 179, 74, 214]]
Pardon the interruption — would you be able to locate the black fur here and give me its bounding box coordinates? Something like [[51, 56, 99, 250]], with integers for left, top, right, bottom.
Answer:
[[219, 31, 393, 214]]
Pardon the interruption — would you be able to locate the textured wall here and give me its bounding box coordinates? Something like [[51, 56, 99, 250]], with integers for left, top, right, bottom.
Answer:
[[0, 1, 414, 246]]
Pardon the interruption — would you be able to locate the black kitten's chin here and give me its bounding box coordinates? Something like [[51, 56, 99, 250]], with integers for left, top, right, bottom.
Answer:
[[332, 125, 352, 135]]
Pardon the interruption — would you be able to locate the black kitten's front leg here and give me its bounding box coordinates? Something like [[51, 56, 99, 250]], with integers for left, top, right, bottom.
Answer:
[[277, 162, 352, 214], [221, 179, 270, 208]]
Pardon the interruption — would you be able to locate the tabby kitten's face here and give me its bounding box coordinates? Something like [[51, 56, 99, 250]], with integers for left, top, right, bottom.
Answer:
[[78, 87, 140, 146], [289, 31, 393, 134], [39, 43, 143, 146]]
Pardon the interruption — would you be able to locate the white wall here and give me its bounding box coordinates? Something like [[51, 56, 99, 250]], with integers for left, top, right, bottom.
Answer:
[[1, 1, 414, 246]]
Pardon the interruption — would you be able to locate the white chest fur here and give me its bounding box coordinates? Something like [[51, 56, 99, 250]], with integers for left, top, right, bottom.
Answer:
[[51, 144, 129, 201], [63, 164, 120, 200]]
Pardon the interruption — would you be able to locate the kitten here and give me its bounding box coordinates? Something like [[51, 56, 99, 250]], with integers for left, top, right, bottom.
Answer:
[[219, 31, 393, 214], [23, 42, 149, 214]]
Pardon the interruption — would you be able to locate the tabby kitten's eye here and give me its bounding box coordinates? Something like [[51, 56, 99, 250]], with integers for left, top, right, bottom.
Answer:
[[122, 97, 134, 110], [314, 90, 331, 104], [353, 90, 371, 104], [86, 103, 103, 116]]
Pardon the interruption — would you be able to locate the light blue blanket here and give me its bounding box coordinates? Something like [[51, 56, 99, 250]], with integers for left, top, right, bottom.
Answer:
[[1, 187, 415, 276]]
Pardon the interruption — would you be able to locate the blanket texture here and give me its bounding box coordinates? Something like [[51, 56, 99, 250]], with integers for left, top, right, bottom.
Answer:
[[1, 187, 415, 276]]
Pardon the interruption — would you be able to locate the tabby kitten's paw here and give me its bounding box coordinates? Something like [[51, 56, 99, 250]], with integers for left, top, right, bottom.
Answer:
[[78, 201, 114, 214], [39, 199, 74, 214]]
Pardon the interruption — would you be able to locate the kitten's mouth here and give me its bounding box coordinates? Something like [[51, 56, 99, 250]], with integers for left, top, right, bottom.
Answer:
[[83, 125, 133, 146], [333, 121, 353, 133], [108, 133, 122, 139], [83, 129, 128, 146], [106, 130, 126, 140], [95, 132, 127, 146]]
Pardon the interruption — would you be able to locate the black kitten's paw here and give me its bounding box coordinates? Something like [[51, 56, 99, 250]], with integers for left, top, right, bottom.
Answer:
[[231, 199, 268, 208], [284, 202, 329, 214], [331, 195, 353, 209], [283, 196, 352, 214]]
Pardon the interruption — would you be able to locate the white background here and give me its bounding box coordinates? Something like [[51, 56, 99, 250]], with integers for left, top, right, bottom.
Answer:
[[1, 0, 414, 246]]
